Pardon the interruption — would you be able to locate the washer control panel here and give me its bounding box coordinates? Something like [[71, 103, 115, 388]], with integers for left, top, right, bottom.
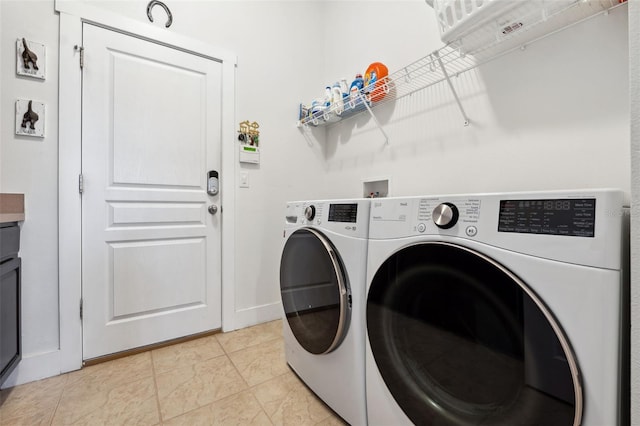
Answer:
[[285, 200, 370, 239]]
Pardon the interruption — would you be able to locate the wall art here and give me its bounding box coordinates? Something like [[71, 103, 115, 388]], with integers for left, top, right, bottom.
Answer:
[[15, 99, 45, 138], [16, 38, 45, 80]]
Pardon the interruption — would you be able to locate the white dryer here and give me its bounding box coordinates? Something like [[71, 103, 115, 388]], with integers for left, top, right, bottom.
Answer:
[[365, 190, 629, 426], [280, 199, 369, 426]]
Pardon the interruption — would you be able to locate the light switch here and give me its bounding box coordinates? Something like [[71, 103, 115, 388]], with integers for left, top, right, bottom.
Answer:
[[239, 172, 249, 188]]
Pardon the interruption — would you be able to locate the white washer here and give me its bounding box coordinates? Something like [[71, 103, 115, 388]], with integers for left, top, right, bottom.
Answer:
[[365, 190, 629, 426], [280, 199, 369, 426]]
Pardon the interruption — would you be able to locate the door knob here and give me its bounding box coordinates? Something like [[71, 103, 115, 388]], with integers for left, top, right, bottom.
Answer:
[[208, 205, 218, 215]]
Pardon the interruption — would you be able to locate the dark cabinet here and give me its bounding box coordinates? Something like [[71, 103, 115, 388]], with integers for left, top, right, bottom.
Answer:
[[0, 223, 21, 386]]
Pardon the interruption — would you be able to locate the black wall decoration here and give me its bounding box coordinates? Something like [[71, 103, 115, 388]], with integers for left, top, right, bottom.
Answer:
[[16, 38, 45, 80], [15, 100, 45, 138]]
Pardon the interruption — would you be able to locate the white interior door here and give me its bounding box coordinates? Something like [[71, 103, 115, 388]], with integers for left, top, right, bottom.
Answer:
[[81, 23, 222, 360]]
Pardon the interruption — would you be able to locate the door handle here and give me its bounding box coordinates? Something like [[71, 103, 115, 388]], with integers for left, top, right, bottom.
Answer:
[[208, 205, 218, 215]]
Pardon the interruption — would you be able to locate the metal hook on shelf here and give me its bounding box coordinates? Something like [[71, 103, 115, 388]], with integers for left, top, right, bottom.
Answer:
[[403, 67, 411, 83], [147, 0, 173, 28]]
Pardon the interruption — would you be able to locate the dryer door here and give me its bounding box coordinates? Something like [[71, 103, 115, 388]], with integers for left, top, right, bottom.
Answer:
[[367, 242, 582, 426], [280, 228, 350, 355]]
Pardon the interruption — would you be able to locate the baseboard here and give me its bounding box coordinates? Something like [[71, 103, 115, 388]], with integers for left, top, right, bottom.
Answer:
[[1, 349, 62, 389], [231, 301, 282, 331]]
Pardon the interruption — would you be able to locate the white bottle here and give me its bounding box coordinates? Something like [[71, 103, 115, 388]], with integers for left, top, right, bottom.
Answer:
[[339, 78, 349, 96], [331, 83, 344, 115], [324, 86, 332, 107]]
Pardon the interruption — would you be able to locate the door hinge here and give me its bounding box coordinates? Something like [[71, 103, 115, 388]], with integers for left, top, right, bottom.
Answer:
[[78, 174, 84, 194], [75, 45, 84, 69], [80, 298, 83, 320]]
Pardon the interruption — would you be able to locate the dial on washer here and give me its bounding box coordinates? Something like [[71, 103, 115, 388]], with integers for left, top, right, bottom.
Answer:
[[432, 202, 459, 229]]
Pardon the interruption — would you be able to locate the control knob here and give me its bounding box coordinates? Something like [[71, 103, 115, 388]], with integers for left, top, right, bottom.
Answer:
[[432, 202, 459, 229], [304, 205, 316, 221]]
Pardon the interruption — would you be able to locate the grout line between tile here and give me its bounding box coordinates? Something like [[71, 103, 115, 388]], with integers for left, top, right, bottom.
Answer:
[[149, 350, 165, 425], [221, 334, 283, 356], [48, 374, 73, 425]]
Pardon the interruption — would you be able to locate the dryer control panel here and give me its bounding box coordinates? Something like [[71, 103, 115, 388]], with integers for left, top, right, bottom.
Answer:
[[368, 189, 626, 270], [371, 196, 482, 239], [498, 198, 596, 237]]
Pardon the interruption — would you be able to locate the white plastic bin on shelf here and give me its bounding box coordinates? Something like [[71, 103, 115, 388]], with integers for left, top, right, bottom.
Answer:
[[433, 0, 581, 48]]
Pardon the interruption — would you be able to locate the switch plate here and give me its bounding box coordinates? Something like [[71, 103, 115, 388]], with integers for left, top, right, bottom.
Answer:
[[239, 172, 249, 188]]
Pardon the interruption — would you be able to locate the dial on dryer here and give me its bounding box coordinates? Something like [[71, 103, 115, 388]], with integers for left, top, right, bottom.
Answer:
[[304, 205, 316, 221], [432, 202, 459, 229]]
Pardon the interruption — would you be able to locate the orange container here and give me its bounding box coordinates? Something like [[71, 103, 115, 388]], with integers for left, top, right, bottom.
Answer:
[[364, 62, 389, 103]]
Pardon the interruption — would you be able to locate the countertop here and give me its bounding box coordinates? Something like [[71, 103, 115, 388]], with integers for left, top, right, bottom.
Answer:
[[0, 194, 25, 223]]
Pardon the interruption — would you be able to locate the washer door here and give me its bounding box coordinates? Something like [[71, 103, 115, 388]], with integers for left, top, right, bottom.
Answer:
[[280, 228, 350, 355], [367, 242, 582, 426]]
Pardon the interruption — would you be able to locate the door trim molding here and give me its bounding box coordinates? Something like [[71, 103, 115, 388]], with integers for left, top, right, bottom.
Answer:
[[56, 1, 237, 373]]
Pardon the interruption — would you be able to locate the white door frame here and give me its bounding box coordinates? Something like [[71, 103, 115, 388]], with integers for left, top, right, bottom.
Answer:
[[56, 0, 237, 373]]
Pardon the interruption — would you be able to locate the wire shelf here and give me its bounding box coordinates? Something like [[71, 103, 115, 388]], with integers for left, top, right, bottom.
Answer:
[[297, 46, 475, 129], [297, 0, 625, 134]]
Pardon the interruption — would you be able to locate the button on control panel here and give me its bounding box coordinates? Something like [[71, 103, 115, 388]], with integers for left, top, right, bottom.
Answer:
[[417, 223, 426, 233], [465, 226, 478, 237]]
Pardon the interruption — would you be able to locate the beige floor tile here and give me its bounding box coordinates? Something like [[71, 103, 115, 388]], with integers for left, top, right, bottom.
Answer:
[[0, 323, 339, 426], [152, 335, 225, 374], [315, 413, 349, 426], [0, 374, 68, 425], [66, 352, 154, 390], [216, 319, 283, 354], [51, 376, 159, 425], [156, 354, 248, 421], [227, 338, 289, 387], [251, 371, 334, 426], [163, 389, 272, 426]]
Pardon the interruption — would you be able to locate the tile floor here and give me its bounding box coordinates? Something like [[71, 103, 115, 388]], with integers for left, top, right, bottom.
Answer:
[[0, 320, 348, 425]]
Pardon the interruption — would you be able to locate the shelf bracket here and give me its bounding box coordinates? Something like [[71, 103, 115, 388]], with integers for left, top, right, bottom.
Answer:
[[433, 50, 470, 126], [358, 92, 390, 144]]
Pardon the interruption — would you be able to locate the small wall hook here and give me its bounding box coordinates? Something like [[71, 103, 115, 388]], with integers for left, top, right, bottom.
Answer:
[[147, 0, 173, 28]]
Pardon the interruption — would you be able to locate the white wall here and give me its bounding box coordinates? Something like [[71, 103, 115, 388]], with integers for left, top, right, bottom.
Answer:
[[1, 1, 61, 383], [320, 2, 629, 199], [629, 0, 639, 423]]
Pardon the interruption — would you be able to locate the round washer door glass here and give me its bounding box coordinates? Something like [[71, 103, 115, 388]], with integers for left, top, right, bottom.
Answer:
[[280, 228, 349, 355], [367, 242, 581, 426]]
